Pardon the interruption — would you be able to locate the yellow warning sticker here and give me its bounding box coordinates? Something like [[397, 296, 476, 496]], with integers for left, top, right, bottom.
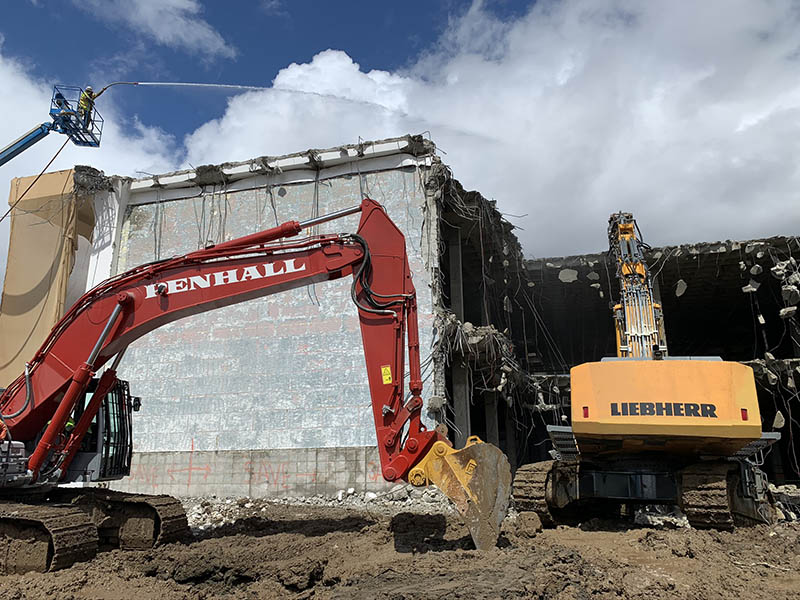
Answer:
[[381, 365, 393, 385]]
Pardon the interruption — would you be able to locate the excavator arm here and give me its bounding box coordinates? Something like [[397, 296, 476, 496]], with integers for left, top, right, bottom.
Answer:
[[0, 197, 510, 549], [608, 212, 668, 359]]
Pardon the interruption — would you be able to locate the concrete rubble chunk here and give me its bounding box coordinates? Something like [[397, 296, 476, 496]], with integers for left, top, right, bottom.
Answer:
[[514, 512, 543, 537], [427, 395, 446, 411], [750, 264, 763, 275], [73, 165, 114, 194], [766, 369, 778, 386], [388, 484, 410, 501], [771, 260, 790, 279], [587, 271, 600, 281], [779, 306, 797, 319], [558, 269, 578, 283], [634, 505, 690, 529], [742, 280, 760, 293], [675, 279, 687, 297], [782, 284, 800, 305]]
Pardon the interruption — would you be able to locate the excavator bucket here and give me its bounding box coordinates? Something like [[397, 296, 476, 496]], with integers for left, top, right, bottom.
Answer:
[[408, 436, 512, 550]]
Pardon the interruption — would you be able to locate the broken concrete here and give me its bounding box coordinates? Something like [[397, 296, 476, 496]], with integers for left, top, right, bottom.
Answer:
[[73, 165, 114, 195]]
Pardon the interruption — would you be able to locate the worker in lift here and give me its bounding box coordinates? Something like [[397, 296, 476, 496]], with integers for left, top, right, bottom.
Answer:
[[79, 86, 103, 129]]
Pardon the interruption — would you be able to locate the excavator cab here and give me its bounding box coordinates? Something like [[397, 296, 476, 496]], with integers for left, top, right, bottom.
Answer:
[[63, 378, 134, 482]]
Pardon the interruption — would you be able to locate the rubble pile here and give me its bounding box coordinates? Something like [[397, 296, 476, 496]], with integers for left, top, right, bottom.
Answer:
[[634, 505, 691, 529], [771, 483, 800, 521], [182, 484, 455, 533]]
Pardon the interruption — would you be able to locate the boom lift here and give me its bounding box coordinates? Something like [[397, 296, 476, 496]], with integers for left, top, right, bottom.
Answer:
[[0, 198, 511, 573], [0, 86, 103, 168], [513, 212, 779, 528]]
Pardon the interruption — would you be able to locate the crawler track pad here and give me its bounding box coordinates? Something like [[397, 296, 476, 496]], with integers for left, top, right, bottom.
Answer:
[[410, 437, 511, 550]]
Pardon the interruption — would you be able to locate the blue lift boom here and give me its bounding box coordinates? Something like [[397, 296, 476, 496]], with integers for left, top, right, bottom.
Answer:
[[0, 86, 104, 168]]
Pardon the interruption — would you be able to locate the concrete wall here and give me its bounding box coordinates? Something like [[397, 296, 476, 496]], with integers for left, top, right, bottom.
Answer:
[[108, 155, 438, 465], [111, 446, 393, 497]]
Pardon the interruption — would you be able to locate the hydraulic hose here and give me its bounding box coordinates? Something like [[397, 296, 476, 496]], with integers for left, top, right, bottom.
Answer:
[[1, 363, 33, 420]]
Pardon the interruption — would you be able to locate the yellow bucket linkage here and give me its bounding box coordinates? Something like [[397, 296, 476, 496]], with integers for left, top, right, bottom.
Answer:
[[408, 436, 512, 550]]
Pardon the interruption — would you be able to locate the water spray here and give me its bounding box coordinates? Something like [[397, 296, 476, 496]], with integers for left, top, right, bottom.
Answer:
[[100, 81, 270, 93], [96, 81, 402, 113]]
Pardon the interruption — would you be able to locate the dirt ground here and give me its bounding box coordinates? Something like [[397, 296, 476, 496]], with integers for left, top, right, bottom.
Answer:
[[0, 500, 797, 600]]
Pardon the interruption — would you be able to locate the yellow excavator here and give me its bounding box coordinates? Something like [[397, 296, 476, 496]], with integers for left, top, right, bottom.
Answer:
[[513, 212, 779, 528]]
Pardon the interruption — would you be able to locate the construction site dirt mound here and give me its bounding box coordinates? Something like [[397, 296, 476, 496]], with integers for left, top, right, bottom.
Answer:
[[0, 501, 797, 599]]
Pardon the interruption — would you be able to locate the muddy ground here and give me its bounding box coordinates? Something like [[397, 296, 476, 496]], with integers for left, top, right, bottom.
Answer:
[[0, 499, 797, 600]]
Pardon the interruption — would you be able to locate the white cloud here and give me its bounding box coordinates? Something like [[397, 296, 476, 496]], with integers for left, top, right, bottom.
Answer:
[[261, 0, 288, 18], [0, 45, 179, 288], [75, 0, 236, 60], [184, 0, 800, 257]]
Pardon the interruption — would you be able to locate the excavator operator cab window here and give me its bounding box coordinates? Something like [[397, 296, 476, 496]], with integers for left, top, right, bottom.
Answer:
[[63, 378, 134, 483], [101, 379, 134, 479]]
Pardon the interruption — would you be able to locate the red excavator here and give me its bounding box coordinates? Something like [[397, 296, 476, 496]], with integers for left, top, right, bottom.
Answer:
[[0, 198, 511, 572]]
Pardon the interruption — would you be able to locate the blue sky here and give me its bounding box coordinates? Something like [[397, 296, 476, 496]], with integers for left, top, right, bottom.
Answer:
[[1, 0, 800, 290], [2, 1, 526, 141]]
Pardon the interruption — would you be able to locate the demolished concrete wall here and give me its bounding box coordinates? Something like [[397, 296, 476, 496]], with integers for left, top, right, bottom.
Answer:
[[427, 163, 534, 469], [526, 236, 800, 368]]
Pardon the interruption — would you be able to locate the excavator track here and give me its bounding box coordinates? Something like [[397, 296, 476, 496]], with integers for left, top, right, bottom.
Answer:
[[0, 501, 98, 573], [113, 492, 191, 546], [0, 490, 188, 573], [512, 460, 555, 526], [679, 462, 735, 530], [54, 489, 190, 548]]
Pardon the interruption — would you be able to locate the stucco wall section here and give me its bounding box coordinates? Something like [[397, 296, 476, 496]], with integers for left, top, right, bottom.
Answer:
[[114, 166, 437, 453]]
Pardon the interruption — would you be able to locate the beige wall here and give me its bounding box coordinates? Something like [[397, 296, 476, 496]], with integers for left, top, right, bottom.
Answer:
[[0, 169, 94, 388]]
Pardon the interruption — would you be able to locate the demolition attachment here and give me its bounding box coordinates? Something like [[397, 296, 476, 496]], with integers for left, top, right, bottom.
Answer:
[[408, 436, 512, 550]]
